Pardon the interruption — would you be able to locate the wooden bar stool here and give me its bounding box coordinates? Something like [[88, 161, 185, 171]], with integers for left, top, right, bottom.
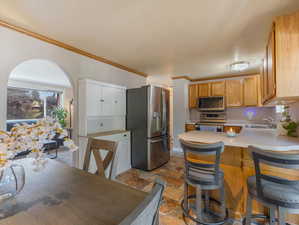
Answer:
[[245, 146, 299, 225], [83, 138, 118, 180], [180, 139, 228, 225]]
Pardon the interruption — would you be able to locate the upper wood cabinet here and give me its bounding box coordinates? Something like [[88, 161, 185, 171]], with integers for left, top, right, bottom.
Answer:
[[225, 79, 243, 107], [266, 28, 276, 101], [244, 76, 259, 106], [198, 83, 210, 97], [189, 84, 198, 108], [262, 11, 299, 103], [210, 81, 225, 96], [188, 75, 260, 108]]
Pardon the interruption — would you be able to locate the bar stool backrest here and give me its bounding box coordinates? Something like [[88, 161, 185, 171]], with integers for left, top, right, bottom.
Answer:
[[180, 139, 224, 186], [248, 146, 299, 206]]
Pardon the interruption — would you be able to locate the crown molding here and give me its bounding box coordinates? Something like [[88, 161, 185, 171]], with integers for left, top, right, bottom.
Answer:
[[172, 73, 259, 82], [172, 76, 192, 81], [0, 19, 148, 78]]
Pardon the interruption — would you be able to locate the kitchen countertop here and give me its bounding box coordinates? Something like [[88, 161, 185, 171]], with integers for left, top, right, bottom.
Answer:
[[80, 130, 129, 138], [178, 129, 299, 151]]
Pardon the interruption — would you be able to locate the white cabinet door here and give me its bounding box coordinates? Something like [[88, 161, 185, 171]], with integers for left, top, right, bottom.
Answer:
[[101, 86, 115, 116], [116, 138, 131, 175], [101, 86, 126, 116], [86, 82, 101, 117], [114, 89, 126, 116]]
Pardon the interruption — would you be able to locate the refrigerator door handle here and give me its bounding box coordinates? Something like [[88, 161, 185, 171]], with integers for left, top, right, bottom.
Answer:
[[150, 138, 164, 143], [161, 90, 167, 134]]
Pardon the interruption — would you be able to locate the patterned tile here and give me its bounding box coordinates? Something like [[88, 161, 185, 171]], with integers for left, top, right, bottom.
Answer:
[[116, 155, 241, 225]]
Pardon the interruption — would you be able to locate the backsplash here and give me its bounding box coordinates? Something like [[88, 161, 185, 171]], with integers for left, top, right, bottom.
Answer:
[[289, 101, 299, 122], [190, 106, 276, 123]]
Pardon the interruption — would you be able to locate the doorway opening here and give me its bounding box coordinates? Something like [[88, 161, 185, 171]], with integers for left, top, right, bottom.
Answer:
[[7, 59, 74, 166]]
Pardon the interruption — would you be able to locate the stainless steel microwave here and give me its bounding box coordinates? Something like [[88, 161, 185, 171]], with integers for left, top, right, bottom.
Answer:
[[198, 96, 225, 111]]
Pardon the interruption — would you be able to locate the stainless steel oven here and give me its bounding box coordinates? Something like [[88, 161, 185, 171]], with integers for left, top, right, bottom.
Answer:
[[198, 96, 225, 111], [195, 123, 224, 132]]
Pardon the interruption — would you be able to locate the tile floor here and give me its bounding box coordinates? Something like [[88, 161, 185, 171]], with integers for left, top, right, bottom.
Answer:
[[56, 150, 240, 225], [116, 154, 239, 225], [117, 154, 187, 225]]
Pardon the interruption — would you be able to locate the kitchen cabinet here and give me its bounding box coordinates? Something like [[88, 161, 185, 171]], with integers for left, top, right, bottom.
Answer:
[[79, 79, 126, 117], [185, 123, 196, 132], [188, 75, 260, 108], [86, 82, 102, 117], [210, 81, 225, 97], [79, 131, 131, 179], [223, 125, 242, 134], [267, 28, 276, 100], [262, 11, 299, 104], [261, 58, 268, 103], [198, 83, 210, 97], [225, 79, 243, 107], [189, 84, 198, 108], [244, 76, 259, 106]]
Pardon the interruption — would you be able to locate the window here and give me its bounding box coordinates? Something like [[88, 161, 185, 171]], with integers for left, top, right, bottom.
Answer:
[[7, 87, 61, 121]]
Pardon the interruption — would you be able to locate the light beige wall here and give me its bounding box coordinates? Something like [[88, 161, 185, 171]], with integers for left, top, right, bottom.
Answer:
[[0, 26, 146, 137], [173, 79, 189, 151]]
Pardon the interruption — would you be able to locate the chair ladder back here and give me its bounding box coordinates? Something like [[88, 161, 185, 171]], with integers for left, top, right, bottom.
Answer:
[[83, 138, 118, 179], [180, 139, 224, 185]]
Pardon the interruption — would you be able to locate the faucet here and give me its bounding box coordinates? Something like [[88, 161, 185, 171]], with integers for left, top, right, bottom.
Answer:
[[263, 117, 277, 129]]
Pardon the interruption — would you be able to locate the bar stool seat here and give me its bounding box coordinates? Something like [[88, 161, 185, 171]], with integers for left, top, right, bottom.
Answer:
[[247, 175, 299, 205]]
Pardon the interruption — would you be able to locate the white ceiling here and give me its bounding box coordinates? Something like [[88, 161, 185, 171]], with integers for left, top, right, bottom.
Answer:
[[10, 59, 72, 87], [1, 0, 299, 79]]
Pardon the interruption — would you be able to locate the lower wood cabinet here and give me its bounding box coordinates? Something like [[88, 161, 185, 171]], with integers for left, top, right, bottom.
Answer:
[[185, 123, 196, 132], [188, 146, 299, 224], [223, 125, 242, 134]]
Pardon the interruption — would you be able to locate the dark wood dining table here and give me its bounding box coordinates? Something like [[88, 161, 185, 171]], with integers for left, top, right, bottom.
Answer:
[[0, 159, 146, 225]]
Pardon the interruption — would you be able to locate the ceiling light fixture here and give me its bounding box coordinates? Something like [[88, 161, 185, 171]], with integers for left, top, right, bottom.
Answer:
[[230, 61, 250, 72]]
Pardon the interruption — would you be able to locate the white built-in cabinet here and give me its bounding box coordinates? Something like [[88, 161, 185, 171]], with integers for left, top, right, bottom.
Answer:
[[82, 79, 126, 117], [78, 79, 129, 174]]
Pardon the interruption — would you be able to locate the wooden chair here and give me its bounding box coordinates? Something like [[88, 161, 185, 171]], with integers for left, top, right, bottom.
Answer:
[[83, 138, 118, 179]]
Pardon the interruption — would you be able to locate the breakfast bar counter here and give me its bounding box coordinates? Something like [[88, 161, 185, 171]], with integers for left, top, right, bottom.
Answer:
[[179, 129, 299, 151], [179, 129, 299, 223]]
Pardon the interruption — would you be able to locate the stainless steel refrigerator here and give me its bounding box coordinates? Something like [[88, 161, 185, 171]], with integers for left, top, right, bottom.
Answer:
[[127, 85, 170, 171]]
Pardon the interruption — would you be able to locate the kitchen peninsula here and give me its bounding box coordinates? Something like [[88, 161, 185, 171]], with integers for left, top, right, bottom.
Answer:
[[179, 129, 299, 223]]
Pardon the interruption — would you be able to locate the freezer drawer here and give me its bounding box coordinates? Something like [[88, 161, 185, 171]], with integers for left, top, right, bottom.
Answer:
[[147, 136, 170, 170]]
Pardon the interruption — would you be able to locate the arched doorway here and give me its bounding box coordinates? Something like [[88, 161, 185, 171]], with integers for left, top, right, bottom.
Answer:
[[6, 59, 75, 166]]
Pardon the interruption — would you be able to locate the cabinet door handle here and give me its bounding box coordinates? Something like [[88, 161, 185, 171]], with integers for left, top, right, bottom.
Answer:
[[123, 134, 127, 137], [100, 99, 104, 102]]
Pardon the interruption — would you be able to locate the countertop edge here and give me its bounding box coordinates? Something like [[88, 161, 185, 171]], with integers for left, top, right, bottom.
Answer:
[[80, 130, 130, 138]]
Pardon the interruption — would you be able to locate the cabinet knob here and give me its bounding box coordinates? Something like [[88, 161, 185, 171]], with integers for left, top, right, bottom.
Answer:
[[100, 99, 104, 102], [100, 123, 104, 127], [123, 134, 127, 137], [115, 100, 118, 104]]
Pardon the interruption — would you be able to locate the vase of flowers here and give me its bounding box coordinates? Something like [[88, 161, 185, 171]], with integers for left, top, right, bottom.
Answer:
[[278, 105, 298, 137], [0, 117, 77, 201]]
